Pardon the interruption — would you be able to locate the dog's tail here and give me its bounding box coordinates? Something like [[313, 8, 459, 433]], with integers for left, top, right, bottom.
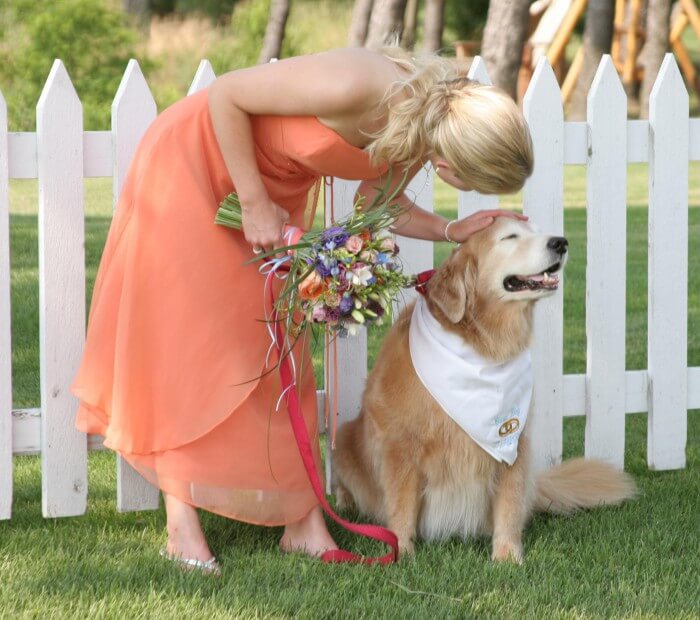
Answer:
[[534, 458, 637, 515]]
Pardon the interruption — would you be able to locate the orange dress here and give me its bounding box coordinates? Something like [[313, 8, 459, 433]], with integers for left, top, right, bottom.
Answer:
[[71, 89, 387, 525]]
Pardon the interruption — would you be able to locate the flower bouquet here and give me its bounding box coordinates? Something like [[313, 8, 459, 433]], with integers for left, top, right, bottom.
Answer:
[[215, 183, 416, 339]]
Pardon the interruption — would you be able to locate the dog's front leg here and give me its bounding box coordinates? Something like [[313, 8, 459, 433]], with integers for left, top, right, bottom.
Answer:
[[379, 442, 421, 558], [490, 437, 531, 564]]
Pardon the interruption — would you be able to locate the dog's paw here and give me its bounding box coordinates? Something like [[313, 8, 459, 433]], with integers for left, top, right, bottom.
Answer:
[[398, 539, 415, 560], [334, 484, 355, 511], [491, 540, 523, 565]]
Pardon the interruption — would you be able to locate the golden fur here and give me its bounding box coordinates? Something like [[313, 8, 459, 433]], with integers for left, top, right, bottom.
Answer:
[[333, 219, 636, 563]]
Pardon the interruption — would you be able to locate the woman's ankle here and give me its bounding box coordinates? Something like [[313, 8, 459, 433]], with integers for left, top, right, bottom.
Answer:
[[164, 494, 214, 561]]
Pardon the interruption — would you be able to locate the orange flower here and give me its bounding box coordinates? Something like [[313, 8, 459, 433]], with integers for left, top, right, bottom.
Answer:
[[298, 270, 327, 300], [358, 229, 371, 243]]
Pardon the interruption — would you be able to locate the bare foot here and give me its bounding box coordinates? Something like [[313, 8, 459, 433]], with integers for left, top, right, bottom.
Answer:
[[279, 506, 338, 557], [164, 493, 215, 564]]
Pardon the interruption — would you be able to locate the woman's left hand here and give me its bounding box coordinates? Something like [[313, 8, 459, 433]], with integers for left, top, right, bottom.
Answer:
[[445, 209, 528, 243]]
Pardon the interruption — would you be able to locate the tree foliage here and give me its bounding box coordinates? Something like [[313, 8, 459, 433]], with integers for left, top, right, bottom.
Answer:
[[0, 0, 146, 131]]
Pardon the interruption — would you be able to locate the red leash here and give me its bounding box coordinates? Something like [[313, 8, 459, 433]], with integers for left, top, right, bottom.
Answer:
[[267, 276, 399, 565]]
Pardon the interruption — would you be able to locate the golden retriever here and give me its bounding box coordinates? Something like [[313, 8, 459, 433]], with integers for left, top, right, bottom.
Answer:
[[333, 217, 636, 563]]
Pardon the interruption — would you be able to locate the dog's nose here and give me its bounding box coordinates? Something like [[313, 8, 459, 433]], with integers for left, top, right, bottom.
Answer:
[[547, 236, 568, 255]]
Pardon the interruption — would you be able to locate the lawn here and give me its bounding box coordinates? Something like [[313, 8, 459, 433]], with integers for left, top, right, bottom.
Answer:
[[3, 166, 700, 618]]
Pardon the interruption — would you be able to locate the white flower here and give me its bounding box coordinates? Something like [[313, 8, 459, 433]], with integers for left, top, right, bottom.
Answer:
[[349, 265, 373, 286]]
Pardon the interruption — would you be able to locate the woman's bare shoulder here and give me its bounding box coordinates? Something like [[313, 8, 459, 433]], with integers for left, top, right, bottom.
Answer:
[[210, 48, 402, 118]]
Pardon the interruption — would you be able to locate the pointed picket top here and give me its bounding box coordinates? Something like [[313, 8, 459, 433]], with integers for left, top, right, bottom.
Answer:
[[467, 56, 492, 85], [588, 55, 626, 119], [188, 59, 216, 95], [524, 57, 561, 116], [37, 60, 80, 117], [113, 59, 155, 118], [112, 59, 157, 204], [649, 54, 689, 116]]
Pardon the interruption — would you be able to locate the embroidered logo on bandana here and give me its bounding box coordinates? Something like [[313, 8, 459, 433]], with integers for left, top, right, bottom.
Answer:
[[408, 297, 533, 465]]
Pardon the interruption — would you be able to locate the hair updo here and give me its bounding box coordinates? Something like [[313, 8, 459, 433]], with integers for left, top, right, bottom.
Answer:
[[366, 47, 534, 195]]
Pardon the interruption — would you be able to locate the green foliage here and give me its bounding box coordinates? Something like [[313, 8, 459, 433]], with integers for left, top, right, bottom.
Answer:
[[208, 0, 270, 71], [442, 0, 490, 43], [150, 0, 237, 23], [208, 0, 301, 73], [0, 0, 147, 131]]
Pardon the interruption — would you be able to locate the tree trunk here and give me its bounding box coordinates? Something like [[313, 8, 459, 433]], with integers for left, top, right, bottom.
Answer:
[[423, 0, 445, 52], [481, 0, 532, 98], [123, 0, 149, 30], [401, 0, 419, 49], [568, 0, 615, 120], [258, 0, 290, 64], [365, 0, 408, 48], [349, 0, 375, 46], [639, 0, 672, 117]]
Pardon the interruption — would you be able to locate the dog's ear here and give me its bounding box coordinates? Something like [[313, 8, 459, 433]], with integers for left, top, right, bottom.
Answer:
[[428, 261, 468, 323]]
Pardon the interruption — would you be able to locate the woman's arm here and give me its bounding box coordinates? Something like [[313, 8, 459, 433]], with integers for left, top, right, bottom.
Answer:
[[208, 49, 393, 252], [356, 165, 526, 243]]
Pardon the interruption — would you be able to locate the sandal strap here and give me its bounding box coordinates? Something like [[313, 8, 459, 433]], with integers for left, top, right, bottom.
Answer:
[[160, 548, 221, 573]]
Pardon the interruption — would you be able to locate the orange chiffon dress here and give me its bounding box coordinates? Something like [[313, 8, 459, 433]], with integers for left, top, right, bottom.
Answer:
[[71, 89, 387, 525]]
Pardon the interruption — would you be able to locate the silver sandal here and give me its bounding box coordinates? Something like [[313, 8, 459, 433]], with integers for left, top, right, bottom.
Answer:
[[159, 548, 222, 576]]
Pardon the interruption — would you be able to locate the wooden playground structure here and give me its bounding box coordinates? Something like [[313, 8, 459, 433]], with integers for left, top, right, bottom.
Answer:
[[456, 0, 700, 103]]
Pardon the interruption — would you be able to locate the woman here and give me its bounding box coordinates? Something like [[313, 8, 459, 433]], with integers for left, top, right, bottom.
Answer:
[[71, 47, 533, 573]]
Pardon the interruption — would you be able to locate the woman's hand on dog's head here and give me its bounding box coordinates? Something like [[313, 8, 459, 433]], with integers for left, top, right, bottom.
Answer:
[[448, 209, 528, 244]]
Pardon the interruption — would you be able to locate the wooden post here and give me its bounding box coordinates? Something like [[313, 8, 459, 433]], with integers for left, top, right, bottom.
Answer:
[[546, 0, 588, 68]]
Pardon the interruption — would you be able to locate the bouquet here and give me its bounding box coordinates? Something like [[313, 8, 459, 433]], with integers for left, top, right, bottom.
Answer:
[[215, 184, 415, 338]]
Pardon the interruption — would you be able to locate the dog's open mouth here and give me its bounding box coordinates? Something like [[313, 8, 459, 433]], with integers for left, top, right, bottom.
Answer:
[[503, 262, 561, 292]]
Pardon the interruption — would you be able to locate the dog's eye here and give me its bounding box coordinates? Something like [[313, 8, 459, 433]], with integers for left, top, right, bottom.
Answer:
[[501, 234, 519, 241]]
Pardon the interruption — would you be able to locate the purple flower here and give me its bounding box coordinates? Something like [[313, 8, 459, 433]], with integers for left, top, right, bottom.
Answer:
[[339, 295, 354, 315], [322, 226, 350, 249]]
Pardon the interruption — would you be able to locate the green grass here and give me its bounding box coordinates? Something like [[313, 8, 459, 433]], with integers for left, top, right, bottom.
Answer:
[[4, 167, 700, 618]]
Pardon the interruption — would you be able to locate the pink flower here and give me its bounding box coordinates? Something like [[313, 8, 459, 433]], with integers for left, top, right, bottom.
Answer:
[[345, 235, 363, 254], [380, 237, 396, 253], [325, 292, 341, 308], [311, 304, 327, 322]]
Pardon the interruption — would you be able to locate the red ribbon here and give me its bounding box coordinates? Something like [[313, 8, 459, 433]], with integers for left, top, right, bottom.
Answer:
[[414, 269, 436, 296], [267, 275, 399, 565]]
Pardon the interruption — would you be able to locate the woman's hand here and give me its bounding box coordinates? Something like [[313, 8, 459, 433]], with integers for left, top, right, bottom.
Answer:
[[445, 209, 528, 243], [240, 198, 290, 254]]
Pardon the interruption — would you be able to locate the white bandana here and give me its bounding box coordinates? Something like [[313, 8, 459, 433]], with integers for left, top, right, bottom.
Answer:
[[408, 297, 532, 465]]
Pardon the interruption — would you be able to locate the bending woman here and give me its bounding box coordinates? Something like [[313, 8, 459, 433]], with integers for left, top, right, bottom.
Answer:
[[72, 46, 533, 572]]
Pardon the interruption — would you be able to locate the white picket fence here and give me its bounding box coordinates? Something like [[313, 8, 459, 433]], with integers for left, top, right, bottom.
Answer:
[[1, 53, 699, 521]]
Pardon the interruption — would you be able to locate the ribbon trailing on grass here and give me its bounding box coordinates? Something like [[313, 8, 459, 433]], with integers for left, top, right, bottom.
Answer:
[[264, 269, 400, 565]]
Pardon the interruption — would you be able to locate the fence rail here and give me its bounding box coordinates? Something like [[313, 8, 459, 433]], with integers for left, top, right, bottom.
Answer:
[[2, 55, 699, 520]]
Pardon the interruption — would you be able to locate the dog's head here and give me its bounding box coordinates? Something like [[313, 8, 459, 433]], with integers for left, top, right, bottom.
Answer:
[[426, 218, 568, 357]]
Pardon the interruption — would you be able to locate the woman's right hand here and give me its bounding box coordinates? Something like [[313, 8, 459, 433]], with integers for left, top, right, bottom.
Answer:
[[240, 197, 290, 255]]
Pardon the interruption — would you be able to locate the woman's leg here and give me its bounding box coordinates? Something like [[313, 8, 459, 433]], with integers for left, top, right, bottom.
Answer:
[[164, 493, 215, 561], [279, 505, 338, 556]]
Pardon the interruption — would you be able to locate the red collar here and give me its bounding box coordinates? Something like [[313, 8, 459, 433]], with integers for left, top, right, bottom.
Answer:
[[414, 269, 436, 296]]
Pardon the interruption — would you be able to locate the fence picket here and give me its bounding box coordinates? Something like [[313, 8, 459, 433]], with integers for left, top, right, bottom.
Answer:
[[324, 179, 365, 491], [647, 55, 688, 470], [396, 164, 434, 309], [112, 60, 161, 512], [37, 61, 88, 517], [0, 89, 12, 519], [458, 56, 499, 217], [188, 60, 217, 95], [585, 56, 627, 468], [523, 59, 565, 471]]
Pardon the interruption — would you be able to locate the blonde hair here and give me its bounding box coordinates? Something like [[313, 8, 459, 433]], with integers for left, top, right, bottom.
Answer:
[[366, 47, 534, 195]]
